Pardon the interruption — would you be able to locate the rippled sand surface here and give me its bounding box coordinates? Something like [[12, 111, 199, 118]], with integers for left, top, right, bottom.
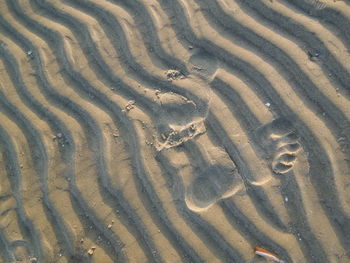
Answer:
[[0, 0, 349, 262]]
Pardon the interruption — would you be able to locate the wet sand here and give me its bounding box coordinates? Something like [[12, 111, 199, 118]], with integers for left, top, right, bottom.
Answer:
[[0, 0, 349, 262]]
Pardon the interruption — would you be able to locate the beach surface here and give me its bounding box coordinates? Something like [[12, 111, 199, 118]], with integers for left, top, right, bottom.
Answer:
[[0, 0, 349, 262]]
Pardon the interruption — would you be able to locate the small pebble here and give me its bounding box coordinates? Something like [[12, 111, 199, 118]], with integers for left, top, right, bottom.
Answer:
[[88, 247, 96, 256]]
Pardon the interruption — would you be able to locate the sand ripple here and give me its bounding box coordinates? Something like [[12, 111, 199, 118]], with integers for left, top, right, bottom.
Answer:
[[0, 0, 349, 262]]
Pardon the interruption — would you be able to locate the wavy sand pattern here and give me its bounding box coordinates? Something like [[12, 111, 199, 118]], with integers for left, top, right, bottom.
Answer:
[[0, 0, 349, 262]]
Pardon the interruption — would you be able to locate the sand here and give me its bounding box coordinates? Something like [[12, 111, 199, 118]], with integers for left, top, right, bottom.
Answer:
[[0, 0, 349, 262]]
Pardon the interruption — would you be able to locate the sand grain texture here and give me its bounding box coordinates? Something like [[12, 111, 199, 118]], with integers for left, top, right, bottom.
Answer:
[[0, 0, 349, 262]]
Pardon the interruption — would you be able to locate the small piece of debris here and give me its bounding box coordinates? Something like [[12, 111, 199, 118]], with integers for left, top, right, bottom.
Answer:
[[192, 65, 203, 71], [308, 49, 321, 61], [88, 247, 96, 256], [284, 196, 288, 202], [297, 233, 302, 241], [124, 100, 136, 112], [29, 258, 38, 263], [108, 224, 112, 229], [27, 50, 33, 56], [145, 140, 153, 146], [165, 70, 184, 81], [160, 133, 167, 141], [265, 102, 271, 107], [255, 247, 285, 263]]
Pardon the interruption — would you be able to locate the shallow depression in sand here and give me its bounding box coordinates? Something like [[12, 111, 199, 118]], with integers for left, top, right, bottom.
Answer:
[[0, 0, 349, 262]]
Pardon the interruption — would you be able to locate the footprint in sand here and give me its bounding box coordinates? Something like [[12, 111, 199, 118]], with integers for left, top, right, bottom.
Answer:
[[157, 51, 246, 212], [154, 92, 207, 151], [154, 49, 219, 151], [256, 118, 302, 174], [184, 146, 245, 212]]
